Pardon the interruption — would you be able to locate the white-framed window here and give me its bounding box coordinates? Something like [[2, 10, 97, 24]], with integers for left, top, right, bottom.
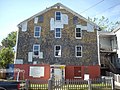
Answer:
[[34, 26, 41, 37], [75, 27, 82, 39], [54, 45, 61, 57], [33, 44, 40, 56], [55, 28, 61, 38], [75, 45, 82, 57], [55, 11, 61, 21]]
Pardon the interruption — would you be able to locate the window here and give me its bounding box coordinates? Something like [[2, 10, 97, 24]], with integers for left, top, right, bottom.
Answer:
[[73, 16, 78, 24], [55, 28, 61, 38], [34, 26, 41, 37], [39, 15, 44, 23], [75, 45, 82, 57], [54, 45, 61, 57], [75, 28, 82, 39], [55, 11, 61, 21], [33, 44, 40, 56]]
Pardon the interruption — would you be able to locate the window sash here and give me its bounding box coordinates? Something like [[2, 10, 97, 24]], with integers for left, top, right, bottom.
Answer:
[[76, 46, 82, 57], [55, 12, 61, 21], [75, 28, 82, 39], [54, 45, 61, 57], [55, 28, 61, 38], [34, 26, 41, 37], [33, 45, 40, 56], [39, 15, 44, 22]]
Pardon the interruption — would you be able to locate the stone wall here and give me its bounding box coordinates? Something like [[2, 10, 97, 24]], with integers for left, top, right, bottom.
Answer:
[[16, 8, 98, 65]]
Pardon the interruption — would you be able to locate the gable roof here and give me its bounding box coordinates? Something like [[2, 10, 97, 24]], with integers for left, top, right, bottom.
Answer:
[[112, 24, 120, 33], [18, 3, 98, 28]]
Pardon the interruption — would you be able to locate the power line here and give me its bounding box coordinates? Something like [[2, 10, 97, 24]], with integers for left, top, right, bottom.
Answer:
[[91, 3, 120, 17], [80, 0, 105, 14]]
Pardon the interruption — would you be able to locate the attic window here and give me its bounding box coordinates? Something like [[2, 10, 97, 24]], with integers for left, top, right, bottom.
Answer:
[[73, 16, 78, 24], [55, 11, 61, 21], [39, 15, 44, 23]]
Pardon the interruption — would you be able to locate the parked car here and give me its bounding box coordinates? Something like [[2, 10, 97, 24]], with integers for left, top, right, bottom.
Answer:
[[0, 80, 26, 90]]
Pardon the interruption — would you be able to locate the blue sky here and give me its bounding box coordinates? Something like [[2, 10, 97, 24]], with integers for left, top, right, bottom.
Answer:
[[0, 0, 120, 45]]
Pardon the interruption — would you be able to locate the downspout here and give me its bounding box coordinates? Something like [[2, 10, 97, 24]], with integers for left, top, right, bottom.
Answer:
[[14, 28, 19, 64], [97, 30, 101, 66]]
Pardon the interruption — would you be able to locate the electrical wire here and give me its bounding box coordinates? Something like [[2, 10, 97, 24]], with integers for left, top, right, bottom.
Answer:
[[80, 0, 105, 14], [91, 3, 120, 17]]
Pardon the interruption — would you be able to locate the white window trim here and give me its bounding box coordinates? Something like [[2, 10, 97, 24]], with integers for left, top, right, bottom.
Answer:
[[75, 27, 82, 39], [75, 45, 82, 57], [33, 44, 40, 57], [55, 28, 61, 38], [54, 45, 61, 57], [55, 11, 61, 21], [34, 26, 41, 38]]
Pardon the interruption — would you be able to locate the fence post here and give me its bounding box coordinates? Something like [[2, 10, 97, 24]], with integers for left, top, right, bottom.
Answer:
[[88, 79, 91, 90], [48, 79, 52, 90], [111, 77, 115, 90], [25, 79, 29, 90]]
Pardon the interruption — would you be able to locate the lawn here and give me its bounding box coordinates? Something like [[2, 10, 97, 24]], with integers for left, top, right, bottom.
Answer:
[[28, 83, 112, 90]]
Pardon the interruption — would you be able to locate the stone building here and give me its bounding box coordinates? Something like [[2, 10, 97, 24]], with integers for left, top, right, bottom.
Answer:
[[14, 3, 100, 80]]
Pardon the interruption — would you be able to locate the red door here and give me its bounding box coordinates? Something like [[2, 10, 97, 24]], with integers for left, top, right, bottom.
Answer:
[[74, 67, 81, 77]]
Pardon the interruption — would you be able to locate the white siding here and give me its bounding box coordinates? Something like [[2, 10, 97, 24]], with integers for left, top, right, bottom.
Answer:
[[62, 14, 68, 24], [54, 21, 64, 28], [28, 52, 33, 62], [115, 30, 120, 58], [14, 59, 23, 64], [87, 23, 94, 32], [22, 21, 27, 31], [39, 52, 43, 59], [34, 17, 38, 24], [82, 26, 87, 30], [50, 18, 54, 30]]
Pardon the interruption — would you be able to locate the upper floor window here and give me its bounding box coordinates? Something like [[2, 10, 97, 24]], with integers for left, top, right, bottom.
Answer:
[[75, 45, 82, 57], [39, 15, 44, 23], [54, 45, 61, 57], [33, 44, 40, 56], [34, 26, 41, 37], [73, 16, 78, 25], [55, 28, 61, 38], [75, 27, 82, 39], [55, 11, 61, 21]]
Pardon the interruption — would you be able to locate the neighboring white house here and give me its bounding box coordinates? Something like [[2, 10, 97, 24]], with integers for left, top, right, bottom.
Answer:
[[98, 24, 120, 74], [112, 25, 120, 68]]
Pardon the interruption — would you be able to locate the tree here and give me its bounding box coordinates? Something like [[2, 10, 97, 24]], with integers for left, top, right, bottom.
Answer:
[[88, 16, 120, 31], [1, 31, 17, 48], [0, 31, 17, 68], [0, 48, 14, 68]]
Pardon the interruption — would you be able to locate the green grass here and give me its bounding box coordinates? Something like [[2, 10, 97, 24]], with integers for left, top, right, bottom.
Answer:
[[29, 83, 112, 90]]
